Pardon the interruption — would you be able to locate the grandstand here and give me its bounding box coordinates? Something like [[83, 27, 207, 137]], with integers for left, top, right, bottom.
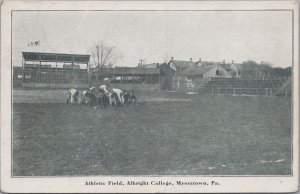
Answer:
[[19, 52, 90, 88], [175, 77, 291, 96]]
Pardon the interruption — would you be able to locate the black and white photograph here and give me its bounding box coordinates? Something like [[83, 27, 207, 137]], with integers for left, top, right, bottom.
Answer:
[[1, 0, 299, 193]]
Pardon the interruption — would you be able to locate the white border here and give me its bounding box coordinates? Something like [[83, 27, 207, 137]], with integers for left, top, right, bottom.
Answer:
[[1, 0, 299, 193]]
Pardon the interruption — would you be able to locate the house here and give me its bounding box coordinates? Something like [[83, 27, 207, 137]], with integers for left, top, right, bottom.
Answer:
[[173, 64, 231, 91], [228, 63, 242, 78], [168, 57, 196, 73], [178, 64, 232, 80], [196, 59, 241, 78]]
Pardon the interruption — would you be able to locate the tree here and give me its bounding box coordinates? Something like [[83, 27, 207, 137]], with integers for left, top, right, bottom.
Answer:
[[240, 60, 272, 78], [88, 41, 121, 70], [270, 67, 292, 77]]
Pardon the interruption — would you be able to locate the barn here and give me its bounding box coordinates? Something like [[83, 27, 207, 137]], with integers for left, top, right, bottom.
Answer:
[[20, 52, 90, 88]]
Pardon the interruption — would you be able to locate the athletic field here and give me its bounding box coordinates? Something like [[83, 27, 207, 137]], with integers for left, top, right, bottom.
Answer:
[[13, 89, 292, 176]]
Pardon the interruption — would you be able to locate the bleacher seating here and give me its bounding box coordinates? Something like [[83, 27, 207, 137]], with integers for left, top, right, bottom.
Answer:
[[193, 77, 291, 95]]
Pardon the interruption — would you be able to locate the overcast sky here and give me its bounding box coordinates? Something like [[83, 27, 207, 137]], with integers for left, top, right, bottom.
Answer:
[[12, 10, 293, 68]]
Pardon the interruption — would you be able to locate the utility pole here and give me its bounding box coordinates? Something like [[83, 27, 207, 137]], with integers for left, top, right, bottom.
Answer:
[[140, 59, 144, 67], [139, 59, 144, 84]]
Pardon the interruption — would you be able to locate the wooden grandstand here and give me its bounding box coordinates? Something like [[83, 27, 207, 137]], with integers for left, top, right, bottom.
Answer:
[[21, 52, 90, 88], [175, 77, 291, 96]]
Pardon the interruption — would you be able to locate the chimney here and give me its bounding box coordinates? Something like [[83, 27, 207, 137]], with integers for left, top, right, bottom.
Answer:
[[232, 60, 234, 64], [261, 61, 264, 64], [190, 58, 193, 61], [223, 59, 225, 63], [171, 57, 174, 60], [199, 58, 202, 62]]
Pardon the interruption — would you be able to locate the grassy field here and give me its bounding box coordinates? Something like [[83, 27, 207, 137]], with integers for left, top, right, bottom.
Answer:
[[13, 89, 292, 176]]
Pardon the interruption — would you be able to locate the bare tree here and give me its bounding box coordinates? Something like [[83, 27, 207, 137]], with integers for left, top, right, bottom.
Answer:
[[88, 41, 121, 70]]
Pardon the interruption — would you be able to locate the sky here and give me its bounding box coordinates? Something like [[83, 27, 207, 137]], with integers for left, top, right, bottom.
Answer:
[[12, 10, 293, 68]]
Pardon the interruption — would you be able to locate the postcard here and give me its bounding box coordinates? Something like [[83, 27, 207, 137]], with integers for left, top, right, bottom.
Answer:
[[1, 0, 299, 193]]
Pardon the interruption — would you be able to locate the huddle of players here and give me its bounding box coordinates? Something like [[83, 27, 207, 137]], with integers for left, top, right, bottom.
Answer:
[[67, 84, 136, 109]]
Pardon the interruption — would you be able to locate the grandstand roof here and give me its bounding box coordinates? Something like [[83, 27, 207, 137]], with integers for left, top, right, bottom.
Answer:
[[22, 52, 90, 63]]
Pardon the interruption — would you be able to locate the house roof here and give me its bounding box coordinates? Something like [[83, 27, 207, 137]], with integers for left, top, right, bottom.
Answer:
[[179, 65, 217, 76], [169, 60, 195, 68], [218, 64, 232, 71], [196, 61, 243, 71]]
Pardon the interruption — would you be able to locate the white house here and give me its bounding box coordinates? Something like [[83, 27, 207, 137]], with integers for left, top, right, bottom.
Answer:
[[173, 64, 232, 91], [178, 64, 232, 80]]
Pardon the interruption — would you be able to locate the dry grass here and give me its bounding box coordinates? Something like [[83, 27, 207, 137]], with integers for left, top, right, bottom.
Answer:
[[13, 90, 292, 176]]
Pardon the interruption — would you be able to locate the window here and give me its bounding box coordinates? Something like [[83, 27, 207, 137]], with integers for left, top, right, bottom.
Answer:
[[216, 70, 220, 75]]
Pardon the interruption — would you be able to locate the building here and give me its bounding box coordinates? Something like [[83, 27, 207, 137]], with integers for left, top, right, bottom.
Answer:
[[140, 63, 160, 69], [18, 52, 90, 88], [196, 59, 241, 78], [140, 63, 175, 90], [159, 63, 176, 90], [90, 62, 176, 91], [90, 67, 161, 91], [168, 57, 196, 73], [110, 67, 160, 84], [174, 64, 231, 91], [179, 64, 231, 80]]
